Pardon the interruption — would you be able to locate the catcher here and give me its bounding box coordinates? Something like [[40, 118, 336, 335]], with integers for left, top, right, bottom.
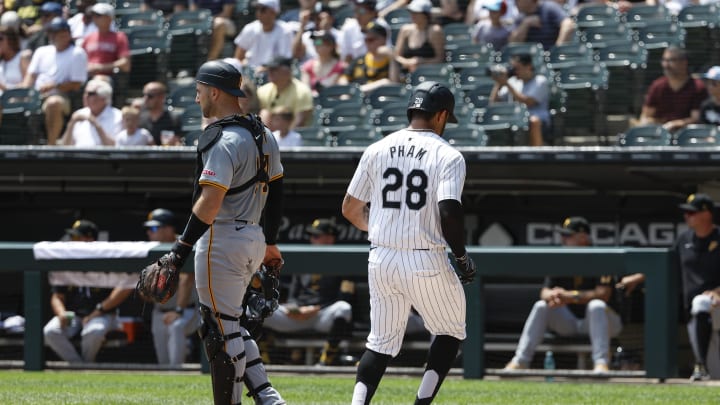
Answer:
[[137, 60, 285, 405]]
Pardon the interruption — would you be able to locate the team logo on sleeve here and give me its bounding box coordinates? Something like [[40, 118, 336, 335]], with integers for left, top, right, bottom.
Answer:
[[202, 169, 216, 176]]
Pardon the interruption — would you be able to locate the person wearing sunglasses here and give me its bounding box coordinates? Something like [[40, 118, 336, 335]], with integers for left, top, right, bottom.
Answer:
[[58, 78, 122, 146], [300, 30, 345, 96], [337, 20, 397, 94], [698, 66, 720, 128], [138, 81, 181, 145]]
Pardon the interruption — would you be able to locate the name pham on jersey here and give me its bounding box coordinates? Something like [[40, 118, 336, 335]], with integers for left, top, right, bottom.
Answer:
[[389, 144, 426, 161]]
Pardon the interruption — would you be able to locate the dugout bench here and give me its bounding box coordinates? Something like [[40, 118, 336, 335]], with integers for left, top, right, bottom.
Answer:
[[0, 243, 675, 380]]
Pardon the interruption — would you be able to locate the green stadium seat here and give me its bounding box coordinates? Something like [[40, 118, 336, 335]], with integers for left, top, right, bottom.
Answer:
[[575, 4, 621, 29], [674, 125, 720, 146], [618, 125, 672, 146], [0, 88, 43, 145], [168, 9, 213, 76], [596, 40, 647, 114], [471, 102, 529, 146], [546, 42, 595, 70], [446, 43, 493, 70], [622, 5, 670, 29], [443, 126, 488, 147]]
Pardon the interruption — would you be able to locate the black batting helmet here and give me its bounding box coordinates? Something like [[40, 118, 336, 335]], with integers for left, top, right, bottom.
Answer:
[[406, 81, 458, 123], [195, 60, 246, 97]]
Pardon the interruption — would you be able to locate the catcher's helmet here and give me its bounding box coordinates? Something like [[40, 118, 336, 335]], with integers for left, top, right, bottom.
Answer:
[[195, 60, 245, 97], [406, 81, 458, 123]]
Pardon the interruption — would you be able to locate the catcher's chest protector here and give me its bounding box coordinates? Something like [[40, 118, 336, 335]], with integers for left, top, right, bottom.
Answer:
[[192, 114, 270, 203]]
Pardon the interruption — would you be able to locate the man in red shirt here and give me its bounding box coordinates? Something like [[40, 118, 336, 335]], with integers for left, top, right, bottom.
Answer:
[[638, 46, 707, 132], [82, 3, 130, 78]]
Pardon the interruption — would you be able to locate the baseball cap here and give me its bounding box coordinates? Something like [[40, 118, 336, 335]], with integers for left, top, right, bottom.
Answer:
[[313, 2, 332, 14], [678, 193, 715, 212], [65, 219, 99, 239], [363, 20, 387, 38], [40, 2, 63, 15], [263, 56, 293, 69], [306, 218, 339, 236], [195, 60, 246, 97], [90, 3, 115, 17], [407, 0, 432, 14], [482, 0, 507, 14], [0, 11, 21, 30], [354, 0, 378, 9], [143, 208, 176, 228], [699, 66, 720, 81], [47, 17, 71, 32], [254, 0, 280, 13], [406, 81, 458, 123], [558, 216, 590, 236]]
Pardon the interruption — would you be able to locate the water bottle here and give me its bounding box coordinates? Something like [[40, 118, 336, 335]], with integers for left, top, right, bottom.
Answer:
[[544, 351, 555, 382]]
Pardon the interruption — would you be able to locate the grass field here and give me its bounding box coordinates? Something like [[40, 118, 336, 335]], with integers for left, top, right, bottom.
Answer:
[[0, 370, 717, 404]]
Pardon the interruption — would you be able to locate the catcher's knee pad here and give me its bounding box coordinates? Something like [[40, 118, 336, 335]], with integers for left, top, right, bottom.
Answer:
[[199, 304, 246, 405]]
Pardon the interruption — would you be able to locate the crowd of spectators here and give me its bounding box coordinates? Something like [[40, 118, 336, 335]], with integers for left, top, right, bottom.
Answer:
[[0, 0, 717, 147]]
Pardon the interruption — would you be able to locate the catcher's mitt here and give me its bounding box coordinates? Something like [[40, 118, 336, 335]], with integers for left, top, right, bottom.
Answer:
[[136, 253, 181, 304]]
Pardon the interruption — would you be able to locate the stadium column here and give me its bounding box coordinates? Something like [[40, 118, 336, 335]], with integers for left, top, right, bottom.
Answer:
[[24, 270, 46, 370]]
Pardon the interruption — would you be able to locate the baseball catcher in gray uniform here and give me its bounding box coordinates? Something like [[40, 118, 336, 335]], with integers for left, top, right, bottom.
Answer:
[[138, 60, 285, 405]]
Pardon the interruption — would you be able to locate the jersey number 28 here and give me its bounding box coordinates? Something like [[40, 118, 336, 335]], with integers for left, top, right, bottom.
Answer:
[[381, 167, 428, 210]]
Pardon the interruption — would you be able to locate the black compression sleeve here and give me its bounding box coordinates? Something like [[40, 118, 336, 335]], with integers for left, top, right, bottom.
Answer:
[[263, 177, 284, 245], [179, 213, 210, 246], [439, 199, 466, 258]]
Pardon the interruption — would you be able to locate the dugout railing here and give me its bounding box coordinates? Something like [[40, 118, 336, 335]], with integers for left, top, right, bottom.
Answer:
[[0, 243, 675, 380]]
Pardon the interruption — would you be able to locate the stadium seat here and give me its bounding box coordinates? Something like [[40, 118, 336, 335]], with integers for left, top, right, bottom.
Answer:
[[331, 4, 355, 29], [495, 42, 546, 71], [363, 84, 408, 111], [674, 125, 720, 146], [370, 104, 408, 135], [446, 43, 493, 70], [552, 62, 609, 141], [166, 83, 198, 113], [179, 104, 203, 136], [470, 102, 529, 146], [636, 20, 684, 91], [385, 8, 411, 29], [457, 66, 494, 92], [167, 9, 213, 76], [118, 10, 164, 31], [574, 4, 621, 29], [405, 63, 456, 87], [443, 126, 488, 147], [579, 23, 635, 50], [127, 27, 170, 90], [546, 42, 595, 70], [677, 4, 720, 69], [617, 125, 672, 146], [114, 0, 143, 17], [294, 126, 331, 146], [596, 40, 647, 114], [319, 107, 368, 137], [443, 22, 473, 44], [0, 88, 43, 145], [316, 84, 363, 109], [462, 79, 495, 109], [335, 129, 382, 147], [622, 4, 670, 29]]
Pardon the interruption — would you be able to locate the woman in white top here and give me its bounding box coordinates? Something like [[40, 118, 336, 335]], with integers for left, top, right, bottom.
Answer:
[[0, 26, 30, 96], [300, 30, 345, 97]]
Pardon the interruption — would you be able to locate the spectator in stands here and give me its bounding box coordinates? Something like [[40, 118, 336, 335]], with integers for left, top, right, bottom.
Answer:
[[504, 217, 623, 373], [262, 218, 356, 366], [0, 11, 29, 50], [142, 208, 200, 367], [25, 1, 63, 51], [68, 0, 98, 46], [393, 0, 445, 78], [466, 0, 518, 27], [82, 3, 130, 78], [337, 20, 397, 94], [23, 18, 88, 145], [472, 0, 511, 51], [115, 106, 154, 146], [697, 66, 720, 127], [300, 30, 345, 96], [191, 0, 236, 61], [58, 79, 122, 146], [138, 81, 181, 145], [0, 25, 30, 96], [43, 219, 135, 363], [338, 0, 391, 64], [509, 0, 575, 50], [240, 79, 261, 115], [233, 0, 293, 71], [257, 56, 314, 128], [269, 106, 303, 147], [673, 193, 720, 381], [291, 2, 339, 62], [638, 46, 707, 132], [490, 53, 550, 146]]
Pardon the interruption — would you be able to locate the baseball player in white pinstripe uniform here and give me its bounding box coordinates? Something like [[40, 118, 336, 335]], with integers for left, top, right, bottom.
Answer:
[[342, 81, 476, 405]]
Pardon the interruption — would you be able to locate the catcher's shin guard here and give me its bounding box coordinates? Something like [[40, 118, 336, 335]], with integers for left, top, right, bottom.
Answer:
[[199, 304, 244, 405]]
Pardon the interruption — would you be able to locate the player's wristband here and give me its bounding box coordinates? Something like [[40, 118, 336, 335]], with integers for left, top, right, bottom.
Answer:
[[179, 213, 210, 246]]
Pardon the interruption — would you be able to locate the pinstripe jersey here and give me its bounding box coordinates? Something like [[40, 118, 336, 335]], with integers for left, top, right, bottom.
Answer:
[[198, 125, 283, 223], [346, 128, 466, 250]]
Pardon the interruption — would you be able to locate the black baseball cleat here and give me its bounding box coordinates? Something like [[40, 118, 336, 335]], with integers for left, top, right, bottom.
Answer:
[[690, 364, 710, 382]]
